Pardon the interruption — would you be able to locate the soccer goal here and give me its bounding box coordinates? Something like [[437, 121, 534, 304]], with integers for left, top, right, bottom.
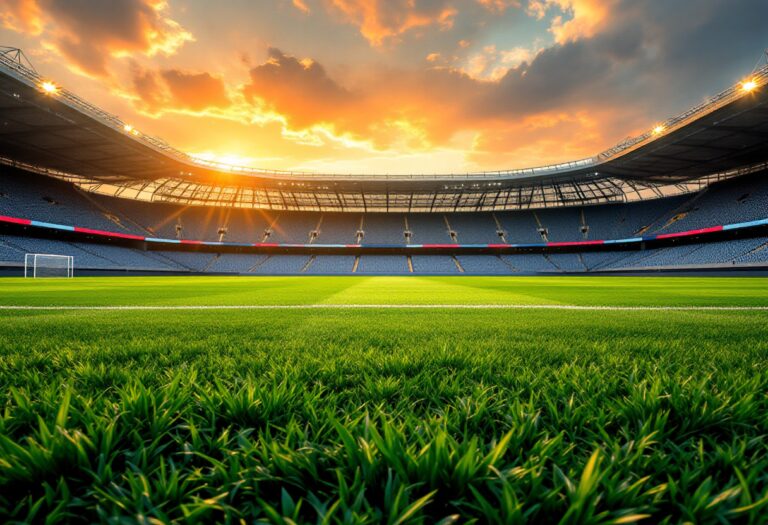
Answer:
[[24, 254, 74, 278]]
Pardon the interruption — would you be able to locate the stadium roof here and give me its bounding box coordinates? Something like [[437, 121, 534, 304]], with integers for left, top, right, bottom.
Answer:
[[0, 47, 767, 212]]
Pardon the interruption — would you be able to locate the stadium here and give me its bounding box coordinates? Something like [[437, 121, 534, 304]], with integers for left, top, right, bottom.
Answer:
[[1, 46, 768, 276], [1, 2, 768, 522]]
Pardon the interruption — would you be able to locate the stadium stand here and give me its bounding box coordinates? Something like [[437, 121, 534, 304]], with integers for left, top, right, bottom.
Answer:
[[305, 256, 356, 274], [500, 254, 558, 273], [251, 255, 311, 274], [361, 214, 407, 244], [0, 235, 178, 271], [446, 214, 500, 244], [408, 215, 453, 244], [316, 214, 359, 244], [357, 256, 409, 274], [495, 212, 546, 243], [456, 255, 512, 274], [0, 170, 139, 235], [1, 166, 768, 275], [652, 182, 768, 235], [411, 256, 459, 274]]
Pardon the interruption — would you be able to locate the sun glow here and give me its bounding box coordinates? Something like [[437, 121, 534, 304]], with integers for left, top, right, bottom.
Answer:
[[40, 81, 58, 94], [742, 79, 758, 92], [190, 151, 265, 168]]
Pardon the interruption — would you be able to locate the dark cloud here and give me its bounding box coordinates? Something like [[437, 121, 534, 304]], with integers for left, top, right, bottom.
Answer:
[[243, 48, 353, 128], [129, 61, 166, 112], [477, 0, 768, 121], [3, 0, 192, 76]]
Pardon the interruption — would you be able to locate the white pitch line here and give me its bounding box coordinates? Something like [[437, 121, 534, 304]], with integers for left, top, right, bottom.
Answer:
[[0, 304, 767, 311]]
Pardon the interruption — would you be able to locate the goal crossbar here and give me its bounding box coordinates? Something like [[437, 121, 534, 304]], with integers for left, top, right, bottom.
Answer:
[[24, 253, 74, 278]]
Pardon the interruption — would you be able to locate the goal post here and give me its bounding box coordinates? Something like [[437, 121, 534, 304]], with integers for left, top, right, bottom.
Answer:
[[24, 254, 74, 278]]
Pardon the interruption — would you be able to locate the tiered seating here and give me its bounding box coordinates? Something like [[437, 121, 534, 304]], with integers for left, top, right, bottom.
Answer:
[[89, 195, 172, 237], [206, 254, 269, 273], [501, 254, 558, 272], [411, 256, 458, 274], [2, 165, 768, 275], [0, 237, 26, 264], [457, 255, 512, 274], [0, 235, 175, 270], [154, 251, 217, 271], [0, 170, 140, 234], [408, 215, 451, 243], [580, 251, 635, 271], [252, 255, 310, 274], [6, 167, 768, 248], [653, 174, 768, 234], [222, 209, 275, 242], [266, 214, 318, 244], [317, 214, 359, 244], [362, 214, 407, 244], [306, 256, 355, 274], [547, 253, 585, 271], [357, 256, 408, 274], [733, 240, 768, 264], [534, 209, 582, 242], [495, 212, 543, 243], [582, 198, 685, 240], [614, 237, 768, 269], [446, 214, 500, 244]]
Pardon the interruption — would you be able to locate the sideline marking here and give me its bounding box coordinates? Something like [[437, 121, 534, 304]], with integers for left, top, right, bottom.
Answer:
[[0, 304, 767, 311]]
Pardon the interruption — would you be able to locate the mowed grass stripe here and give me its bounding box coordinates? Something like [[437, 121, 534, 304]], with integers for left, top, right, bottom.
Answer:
[[1, 275, 768, 306], [1, 304, 768, 310]]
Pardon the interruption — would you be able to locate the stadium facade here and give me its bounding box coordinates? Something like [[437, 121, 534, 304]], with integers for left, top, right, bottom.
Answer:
[[1, 47, 767, 275]]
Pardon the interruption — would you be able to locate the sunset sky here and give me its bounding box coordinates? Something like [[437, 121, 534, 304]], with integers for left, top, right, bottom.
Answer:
[[1, 0, 766, 174]]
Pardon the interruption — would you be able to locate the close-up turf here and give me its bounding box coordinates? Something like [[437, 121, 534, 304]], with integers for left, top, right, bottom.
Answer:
[[1, 276, 767, 524]]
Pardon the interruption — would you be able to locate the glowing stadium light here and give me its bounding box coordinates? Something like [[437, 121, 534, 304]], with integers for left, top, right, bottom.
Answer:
[[123, 124, 133, 132], [652, 125, 665, 135], [741, 79, 758, 92], [40, 81, 58, 94]]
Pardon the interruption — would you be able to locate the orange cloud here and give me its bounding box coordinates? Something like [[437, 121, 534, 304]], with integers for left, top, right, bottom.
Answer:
[[292, 0, 311, 14], [459, 44, 538, 80], [527, 0, 614, 44], [233, 44, 655, 167], [326, 0, 458, 46], [0, 0, 43, 34], [161, 70, 230, 111], [476, 0, 520, 13], [3, 0, 193, 77], [319, 0, 526, 46], [469, 111, 604, 168], [243, 48, 353, 130], [129, 62, 168, 112], [129, 63, 230, 114]]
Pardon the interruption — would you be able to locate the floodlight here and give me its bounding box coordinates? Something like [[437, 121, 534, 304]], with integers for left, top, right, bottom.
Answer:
[[652, 125, 664, 135], [123, 124, 133, 132], [742, 80, 757, 92], [40, 81, 58, 94]]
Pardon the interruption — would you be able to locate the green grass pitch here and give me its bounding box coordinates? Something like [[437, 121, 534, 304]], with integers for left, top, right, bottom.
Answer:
[[1, 276, 767, 523]]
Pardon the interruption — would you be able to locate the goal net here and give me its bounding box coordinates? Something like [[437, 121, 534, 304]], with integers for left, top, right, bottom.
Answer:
[[24, 254, 74, 278]]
